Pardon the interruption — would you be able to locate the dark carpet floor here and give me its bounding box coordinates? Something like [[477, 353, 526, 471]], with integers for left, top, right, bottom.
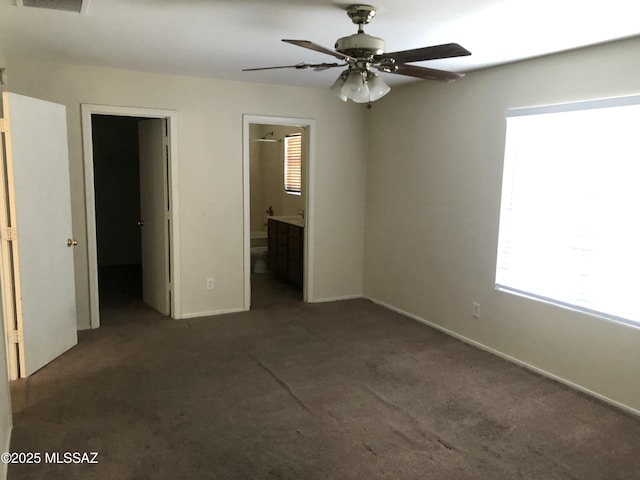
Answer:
[[7, 270, 640, 479]]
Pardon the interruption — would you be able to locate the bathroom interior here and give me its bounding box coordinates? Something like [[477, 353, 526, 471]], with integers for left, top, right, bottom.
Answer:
[[249, 123, 307, 305]]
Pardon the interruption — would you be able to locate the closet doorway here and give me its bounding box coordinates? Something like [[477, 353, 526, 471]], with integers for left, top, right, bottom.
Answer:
[[82, 105, 181, 327]]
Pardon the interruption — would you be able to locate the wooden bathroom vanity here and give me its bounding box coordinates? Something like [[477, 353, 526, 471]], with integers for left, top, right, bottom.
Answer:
[[267, 217, 304, 288]]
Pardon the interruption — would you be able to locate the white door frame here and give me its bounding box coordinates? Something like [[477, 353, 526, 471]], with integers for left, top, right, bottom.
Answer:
[[81, 104, 181, 327], [242, 114, 316, 309]]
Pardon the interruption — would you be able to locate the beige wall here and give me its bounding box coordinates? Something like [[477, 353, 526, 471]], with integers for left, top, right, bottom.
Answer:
[[7, 58, 368, 325], [364, 36, 640, 412], [0, 48, 5, 92], [0, 46, 5, 88]]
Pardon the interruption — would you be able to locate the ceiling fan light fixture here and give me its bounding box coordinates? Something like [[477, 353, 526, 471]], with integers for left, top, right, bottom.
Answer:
[[367, 72, 391, 101], [332, 69, 390, 104], [245, 6, 470, 101]]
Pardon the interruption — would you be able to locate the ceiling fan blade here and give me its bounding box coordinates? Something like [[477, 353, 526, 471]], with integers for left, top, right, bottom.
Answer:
[[243, 62, 344, 72], [282, 39, 356, 62], [381, 64, 465, 83], [377, 43, 471, 64]]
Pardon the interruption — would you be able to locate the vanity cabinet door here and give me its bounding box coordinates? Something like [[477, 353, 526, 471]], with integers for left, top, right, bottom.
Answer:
[[266, 219, 304, 288], [276, 221, 289, 277], [267, 219, 277, 272], [287, 225, 303, 285]]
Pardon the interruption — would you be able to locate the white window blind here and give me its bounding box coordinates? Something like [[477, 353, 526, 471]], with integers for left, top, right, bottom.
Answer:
[[284, 133, 302, 195], [496, 95, 640, 326]]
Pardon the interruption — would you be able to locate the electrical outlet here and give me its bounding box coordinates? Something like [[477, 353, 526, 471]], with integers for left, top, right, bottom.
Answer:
[[206, 277, 215, 290], [472, 302, 480, 319]]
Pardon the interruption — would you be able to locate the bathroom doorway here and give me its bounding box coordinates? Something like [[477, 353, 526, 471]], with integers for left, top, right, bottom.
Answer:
[[242, 115, 316, 310]]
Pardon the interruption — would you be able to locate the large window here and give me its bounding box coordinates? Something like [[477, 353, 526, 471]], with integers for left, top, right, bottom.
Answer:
[[496, 95, 640, 326], [284, 133, 302, 195]]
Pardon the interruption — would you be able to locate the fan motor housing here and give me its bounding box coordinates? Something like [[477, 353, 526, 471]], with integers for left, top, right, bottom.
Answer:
[[335, 32, 385, 58]]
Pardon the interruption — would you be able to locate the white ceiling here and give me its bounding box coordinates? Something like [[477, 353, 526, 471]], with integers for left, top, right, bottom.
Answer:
[[1, 0, 640, 90]]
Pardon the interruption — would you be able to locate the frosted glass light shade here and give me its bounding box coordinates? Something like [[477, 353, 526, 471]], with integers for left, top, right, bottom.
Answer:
[[367, 73, 391, 101], [330, 75, 347, 102], [352, 82, 371, 103], [343, 70, 364, 97]]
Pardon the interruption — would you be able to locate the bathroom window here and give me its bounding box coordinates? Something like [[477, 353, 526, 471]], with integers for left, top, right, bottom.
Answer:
[[495, 95, 640, 327], [284, 133, 302, 195]]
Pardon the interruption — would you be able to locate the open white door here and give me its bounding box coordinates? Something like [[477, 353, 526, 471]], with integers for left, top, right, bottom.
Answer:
[[138, 119, 169, 315], [0, 92, 78, 379]]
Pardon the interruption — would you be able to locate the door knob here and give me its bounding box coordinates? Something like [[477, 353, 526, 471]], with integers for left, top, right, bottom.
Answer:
[[67, 238, 78, 247], [137, 220, 144, 227]]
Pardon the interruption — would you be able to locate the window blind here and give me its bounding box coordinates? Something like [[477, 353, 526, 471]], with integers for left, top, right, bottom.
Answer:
[[284, 134, 302, 195], [496, 95, 640, 326]]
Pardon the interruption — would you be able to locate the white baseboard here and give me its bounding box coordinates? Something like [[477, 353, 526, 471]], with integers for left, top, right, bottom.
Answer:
[[181, 295, 365, 318], [310, 294, 363, 303], [1, 424, 11, 480], [180, 307, 245, 319], [366, 296, 640, 418]]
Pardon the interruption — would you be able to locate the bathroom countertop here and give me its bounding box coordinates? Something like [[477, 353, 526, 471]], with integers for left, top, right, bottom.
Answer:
[[269, 215, 305, 228]]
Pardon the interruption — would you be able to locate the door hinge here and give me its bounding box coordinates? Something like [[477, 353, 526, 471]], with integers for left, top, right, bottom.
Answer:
[[8, 330, 22, 344], [1, 227, 16, 241], [0, 117, 6, 133]]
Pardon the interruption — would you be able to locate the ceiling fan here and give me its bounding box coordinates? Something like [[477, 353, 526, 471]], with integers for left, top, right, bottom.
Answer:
[[243, 4, 471, 104]]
